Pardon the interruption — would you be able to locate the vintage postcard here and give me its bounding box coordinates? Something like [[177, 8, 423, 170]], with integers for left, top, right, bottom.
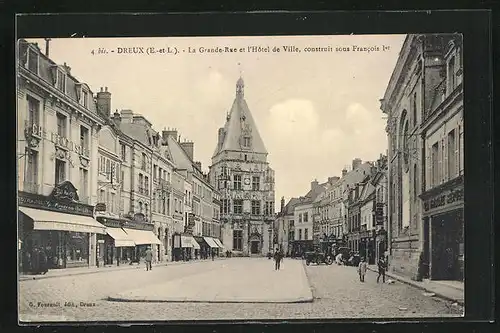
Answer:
[[17, 33, 464, 322]]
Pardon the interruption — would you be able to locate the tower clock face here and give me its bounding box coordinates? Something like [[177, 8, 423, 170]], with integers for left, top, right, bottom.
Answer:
[[244, 178, 250, 185]]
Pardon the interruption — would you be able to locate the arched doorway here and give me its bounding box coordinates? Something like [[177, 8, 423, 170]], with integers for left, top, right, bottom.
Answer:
[[249, 232, 261, 254]]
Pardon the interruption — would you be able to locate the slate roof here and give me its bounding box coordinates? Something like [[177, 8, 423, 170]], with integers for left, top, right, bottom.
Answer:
[[212, 77, 267, 157]]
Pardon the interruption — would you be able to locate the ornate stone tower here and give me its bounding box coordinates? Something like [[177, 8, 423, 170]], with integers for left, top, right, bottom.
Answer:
[[209, 77, 276, 256]]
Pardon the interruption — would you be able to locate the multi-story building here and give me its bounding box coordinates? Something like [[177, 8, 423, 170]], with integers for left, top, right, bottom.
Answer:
[[341, 159, 376, 252], [371, 154, 389, 263], [326, 177, 343, 239], [209, 77, 276, 256], [380, 33, 464, 281], [164, 129, 222, 260], [17, 39, 107, 271], [291, 180, 326, 256], [274, 197, 299, 256]]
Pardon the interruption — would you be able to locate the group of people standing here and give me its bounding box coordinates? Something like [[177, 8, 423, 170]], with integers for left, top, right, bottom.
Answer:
[[22, 247, 49, 275], [357, 255, 387, 283]]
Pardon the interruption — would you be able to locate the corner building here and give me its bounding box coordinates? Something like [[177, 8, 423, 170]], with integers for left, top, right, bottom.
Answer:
[[380, 34, 464, 281], [209, 78, 276, 256]]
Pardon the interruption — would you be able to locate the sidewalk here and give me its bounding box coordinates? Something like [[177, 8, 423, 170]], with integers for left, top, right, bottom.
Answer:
[[367, 265, 464, 306], [19, 258, 227, 282]]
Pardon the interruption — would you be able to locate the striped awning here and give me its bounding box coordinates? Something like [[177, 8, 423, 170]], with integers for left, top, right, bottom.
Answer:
[[203, 237, 219, 248]]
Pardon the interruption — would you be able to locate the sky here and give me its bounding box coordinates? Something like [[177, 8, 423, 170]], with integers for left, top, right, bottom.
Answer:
[[27, 35, 406, 204]]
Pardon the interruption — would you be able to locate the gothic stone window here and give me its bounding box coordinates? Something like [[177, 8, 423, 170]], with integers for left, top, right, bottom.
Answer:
[[233, 199, 243, 214], [233, 230, 242, 251], [243, 136, 251, 148], [252, 176, 260, 191], [233, 174, 242, 190], [251, 200, 261, 215]]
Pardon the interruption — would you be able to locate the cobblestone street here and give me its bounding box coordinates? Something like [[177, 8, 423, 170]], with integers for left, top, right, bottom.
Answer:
[[19, 258, 463, 322]]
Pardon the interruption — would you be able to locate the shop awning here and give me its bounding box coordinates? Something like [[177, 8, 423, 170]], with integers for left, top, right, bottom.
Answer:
[[181, 235, 193, 248], [213, 238, 225, 249], [190, 237, 201, 250], [19, 207, 106, 234], [123, 228, 161, 245], [105, 227, 136, 247], [203, 237, 219, 248]]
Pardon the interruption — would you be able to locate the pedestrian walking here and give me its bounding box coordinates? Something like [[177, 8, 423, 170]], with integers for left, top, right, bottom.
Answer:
[[274, 250, 282, 270], [335, 252, 343, 265], [377, 255, 387, 283], [211, 250, 215, 261], [145, 246, 153, 271], [358, 257, 367, 282]]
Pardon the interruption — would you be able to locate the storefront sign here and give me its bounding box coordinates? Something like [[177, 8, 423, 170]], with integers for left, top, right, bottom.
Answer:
[[19, 191, 94, 217], [50, 181, 79, 202], [423, 186, 464, 212], [26, 123, 90, 157], [95, 203, 107, 212], [375, 202, 385, 225]]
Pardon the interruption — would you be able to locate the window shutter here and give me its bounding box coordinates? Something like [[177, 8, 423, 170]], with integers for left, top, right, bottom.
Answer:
[[443, 136, 448, 182]]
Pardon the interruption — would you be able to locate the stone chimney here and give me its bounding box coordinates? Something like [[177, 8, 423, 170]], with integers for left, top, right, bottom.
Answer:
[[352, 158, 362, 171], [44, 38, 51, 56], [194, 161, 202, 171], [62, 62, 71, 75], [162, 127, 178, 141], [311, 179, 319, 191], [180, 140, 194, 160], [342, 168, 348, 177], [120, 109, 133, 122], [328, 176, 340, 184], [97, 87, 112, 118], [280, 197, 285, 212], [112, 110, 121, 127]]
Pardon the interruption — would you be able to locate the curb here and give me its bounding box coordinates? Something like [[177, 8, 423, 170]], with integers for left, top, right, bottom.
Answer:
[[300, 259, 316, 300], [106, 296, 314, 304], [19, 258, 228, 282], [366, 266, 464, 306]]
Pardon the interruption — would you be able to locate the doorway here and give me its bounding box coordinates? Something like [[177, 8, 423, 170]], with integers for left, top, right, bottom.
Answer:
[[431, 211, 461, 280], [250, 241, 260, 254]]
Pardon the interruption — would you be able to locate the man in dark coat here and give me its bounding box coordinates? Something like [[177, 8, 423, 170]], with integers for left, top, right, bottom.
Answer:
[[274, 250, 282, 270], [145, 247, 153, 271], [377, 255, 387, 283]]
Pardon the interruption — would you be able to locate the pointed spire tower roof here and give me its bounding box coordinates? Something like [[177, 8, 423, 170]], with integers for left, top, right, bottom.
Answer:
[[212, 76, 268, 158]]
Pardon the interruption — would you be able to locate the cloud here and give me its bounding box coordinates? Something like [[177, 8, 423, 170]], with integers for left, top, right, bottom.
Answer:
[[268, 99, 319, 138]]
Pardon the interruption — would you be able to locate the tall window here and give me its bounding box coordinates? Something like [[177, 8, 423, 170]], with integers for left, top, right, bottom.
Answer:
[[82, 90, 88, 108], [299, 229, 302, 240], [166, 197, 170, 215], [251, 200, 261, 215], [56, 70, 66, 92], [27, 96, 40, 129], [233, 199, 243, 214], [79, 168, 88, 202], [448, 129, 457, 179], [142, 153, 147, 170], [80, 126, 89, 152], [431, 142, 439, 187], [459, 127, 464, 175], [110, 193, 116, 213], [121, 144, 126, 162], [56, 112, 67, 137], [106, 160, 111, 179], [174, 198, 178, 213], [303, 212, 309, 223], [55, 159, 66, 185], [144, 203, 148, 218], [25, 150, 39, 193], [252, 176, 260, 191], [413, 164, 418, 199], [221, 199, 229, 214], [233, 175, 242, 190], [27, 48, 38, 73], [305, 228, 309, 240], [139, 173, 144, 193], [299, 213, 302, 223], [243, 137, 251, 147], [233, 230, 243, 251], [448, 55, 456, 94], [139, 202, 143, 213]]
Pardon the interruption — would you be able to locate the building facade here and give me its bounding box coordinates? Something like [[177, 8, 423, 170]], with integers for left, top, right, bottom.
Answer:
[[209, 78, 276, 256], [17, 39, 106, 271], [380, 33, 464, 281]]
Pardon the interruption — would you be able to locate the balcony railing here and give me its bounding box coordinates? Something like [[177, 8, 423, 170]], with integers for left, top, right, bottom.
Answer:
[[23, 181, 39, 194]]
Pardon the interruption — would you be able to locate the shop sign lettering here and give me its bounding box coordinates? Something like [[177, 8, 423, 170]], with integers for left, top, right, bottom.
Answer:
[[423, 187, 464, 212], [19, 192, 94, 217]]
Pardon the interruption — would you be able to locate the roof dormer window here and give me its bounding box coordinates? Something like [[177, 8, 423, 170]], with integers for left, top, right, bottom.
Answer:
[[27, 47, 39, 74], [56, 69, 66, 93]]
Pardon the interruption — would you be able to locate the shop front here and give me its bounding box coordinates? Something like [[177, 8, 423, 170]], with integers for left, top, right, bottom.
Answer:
[[420, 175, 464, 281], [194, 236, 210, 259], [96, 216, 137, 266], [203, 236, 220, 257], [18, 182, 106, 273]]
